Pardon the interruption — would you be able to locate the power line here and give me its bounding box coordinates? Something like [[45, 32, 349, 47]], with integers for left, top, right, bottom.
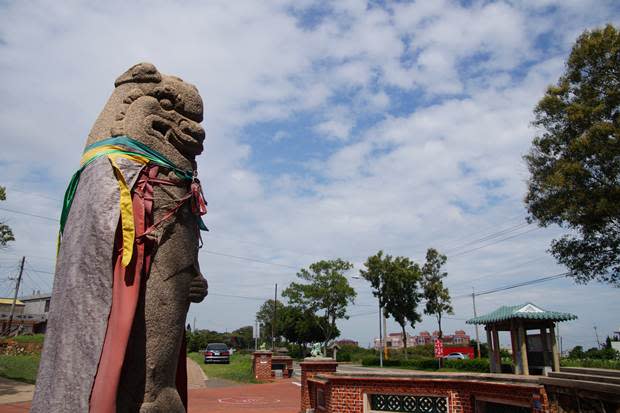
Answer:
[[448, 255, 549, 291], [24, 266, 54, 275], [209, 292, 271, 301], [202, 249, 299, 270], [444, 222, 531, 254], [474, 272, 568, 296], [437, 214, 526, 249], [0, 207, 59, 222], [448, 227, 540, 259], [4, 187, 63, 203]]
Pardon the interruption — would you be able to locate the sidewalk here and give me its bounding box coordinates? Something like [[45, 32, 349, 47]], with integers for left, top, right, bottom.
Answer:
[[0, 377, 34, 405]]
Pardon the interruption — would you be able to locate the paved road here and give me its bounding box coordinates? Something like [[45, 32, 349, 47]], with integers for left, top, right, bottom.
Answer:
[[292, 361, 408, 376]]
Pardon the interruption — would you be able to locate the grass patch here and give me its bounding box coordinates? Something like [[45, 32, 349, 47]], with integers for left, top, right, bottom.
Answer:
[[11, 334, 45, 344], [0, 354, 40, 384], [188, 352, 259, 383]]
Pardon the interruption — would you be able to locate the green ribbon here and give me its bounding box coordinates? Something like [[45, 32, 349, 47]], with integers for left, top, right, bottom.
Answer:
[[59, 136, 206, 236]]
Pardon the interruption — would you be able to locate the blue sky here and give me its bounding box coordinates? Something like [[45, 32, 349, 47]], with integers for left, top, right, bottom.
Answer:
[[0, 0, 619, 349]]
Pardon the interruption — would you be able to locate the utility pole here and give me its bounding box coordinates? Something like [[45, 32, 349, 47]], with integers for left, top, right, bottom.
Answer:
[[383, 312, 388, 360], [255, 319, 259, 351], [594, 325, 601, 348], [272, 283, 277, 351], [378, 298, 383, 367], [6, 256, 25, 337], [193, 316, 196, 332], [472, 287, 481, 358]]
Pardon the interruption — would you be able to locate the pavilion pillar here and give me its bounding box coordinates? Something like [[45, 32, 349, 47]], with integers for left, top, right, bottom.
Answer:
[[540, 326, 550, 372], [549, 322, 560, 372], [492, 327, 501, 372], [486, 327, 497, 373], [518, 321, 529, 375], [510, 321, 520, 374]]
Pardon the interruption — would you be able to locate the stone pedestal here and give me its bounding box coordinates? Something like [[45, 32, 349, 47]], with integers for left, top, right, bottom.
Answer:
[[252, 351, 273, 381], [300, 358, 338, 412]]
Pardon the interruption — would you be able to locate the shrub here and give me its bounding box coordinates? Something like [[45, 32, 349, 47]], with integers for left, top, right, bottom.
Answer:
[[336, 345, 376, 363], [561, 358, 620, 370], [443, 358, 490, 372], [402, 358, 439, 370], [337, 352, 351, 362]]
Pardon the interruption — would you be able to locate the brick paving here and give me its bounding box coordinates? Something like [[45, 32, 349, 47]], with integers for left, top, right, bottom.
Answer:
[[188, 379, 301, 413], [0, 358, 301, 413], [0, 380, 301, 413]]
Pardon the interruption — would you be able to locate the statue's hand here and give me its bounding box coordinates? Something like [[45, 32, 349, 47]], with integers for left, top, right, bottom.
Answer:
[[189, 273, 208, 303]]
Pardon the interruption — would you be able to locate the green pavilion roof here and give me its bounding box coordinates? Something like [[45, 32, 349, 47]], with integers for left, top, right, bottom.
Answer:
[[466, 303, 577, 325]]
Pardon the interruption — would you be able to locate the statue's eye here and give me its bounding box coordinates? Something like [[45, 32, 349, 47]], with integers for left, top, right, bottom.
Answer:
[[160, 98, 174, 110]]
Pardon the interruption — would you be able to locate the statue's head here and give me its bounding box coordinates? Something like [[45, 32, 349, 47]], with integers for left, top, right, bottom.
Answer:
[[87, 62, 205, 169]]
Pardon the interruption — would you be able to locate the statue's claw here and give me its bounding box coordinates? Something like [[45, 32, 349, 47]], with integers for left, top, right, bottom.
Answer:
[[189, 273, 208, 303]]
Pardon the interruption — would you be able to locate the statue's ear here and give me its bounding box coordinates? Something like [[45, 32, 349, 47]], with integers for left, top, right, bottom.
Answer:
[[114, 62, 162, 87]]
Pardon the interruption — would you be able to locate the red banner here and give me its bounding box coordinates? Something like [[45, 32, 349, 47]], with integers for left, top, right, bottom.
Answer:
[[434, 339, 444, 358]]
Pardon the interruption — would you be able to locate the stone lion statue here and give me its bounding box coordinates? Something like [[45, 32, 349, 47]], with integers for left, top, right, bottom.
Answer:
[[32, 62, 208, 413], [310, 343, 323, 358]]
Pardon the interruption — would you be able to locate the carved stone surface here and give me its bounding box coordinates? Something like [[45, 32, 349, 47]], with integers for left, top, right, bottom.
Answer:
[[98, 63, 208, 412], [32, 63, 208, 413]]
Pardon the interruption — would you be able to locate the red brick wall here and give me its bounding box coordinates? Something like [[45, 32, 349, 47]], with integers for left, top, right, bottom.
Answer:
[[300, 359, 338, 412], [306, 375, 549, 413], [252, 351, 273, 381]]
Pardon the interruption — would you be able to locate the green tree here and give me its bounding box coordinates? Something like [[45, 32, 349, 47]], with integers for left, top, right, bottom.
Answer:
[[230, 325, 254, 349], [524, 25, 620, 286], [282, 259, 356, 352], [0, 186, 15, 247], [421, 248, 453, 339], [568, 345, 585, 359], [255, 299, 286, 345], [279, 305, 335, 357], [360, 251, 423, 357]]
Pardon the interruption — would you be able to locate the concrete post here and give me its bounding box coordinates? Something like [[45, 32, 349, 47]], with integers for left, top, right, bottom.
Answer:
[[540, 327, 550, 372], [486, 328, 496, 373], [518, 322, 529, 375], [510, 321, 520, 374], [549, 322, 560, 372], [492, 327, 501, 372]]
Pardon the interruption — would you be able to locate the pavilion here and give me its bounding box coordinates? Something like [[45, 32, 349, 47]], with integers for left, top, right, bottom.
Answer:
[[467, 302, 577, 375]]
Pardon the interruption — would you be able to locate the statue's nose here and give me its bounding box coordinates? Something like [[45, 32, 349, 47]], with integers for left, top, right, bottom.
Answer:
[[181, 120, 205, 143]]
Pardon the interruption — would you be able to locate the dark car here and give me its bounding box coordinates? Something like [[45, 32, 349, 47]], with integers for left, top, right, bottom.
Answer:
[[204, 343, 230, 364]]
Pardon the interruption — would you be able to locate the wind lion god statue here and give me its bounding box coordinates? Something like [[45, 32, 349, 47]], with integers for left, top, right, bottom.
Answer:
[[32, 62, 209, 413]]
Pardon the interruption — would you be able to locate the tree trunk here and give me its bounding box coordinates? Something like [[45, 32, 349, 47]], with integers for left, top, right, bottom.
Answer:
[[401, 324, 408, 359]]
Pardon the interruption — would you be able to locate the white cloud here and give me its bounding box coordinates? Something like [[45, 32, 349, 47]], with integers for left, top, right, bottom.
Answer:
[[0, 0, 618, 348]]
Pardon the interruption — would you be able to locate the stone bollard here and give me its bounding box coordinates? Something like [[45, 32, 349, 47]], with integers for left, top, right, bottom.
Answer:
[[300, 358, 338, 413], [252, 351, 273, 381]]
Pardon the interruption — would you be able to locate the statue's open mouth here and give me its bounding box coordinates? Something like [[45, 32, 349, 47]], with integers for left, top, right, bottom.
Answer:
[[151, 117, 204, 157]]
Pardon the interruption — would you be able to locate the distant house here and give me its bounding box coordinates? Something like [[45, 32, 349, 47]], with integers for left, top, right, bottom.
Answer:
[[335, 339, 359, 347], [0, 293, 51, 335], [374, 330, 471, 349], [0, 298, 25, 314]]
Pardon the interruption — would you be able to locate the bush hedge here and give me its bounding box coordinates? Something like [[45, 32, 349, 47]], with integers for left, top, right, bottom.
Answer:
[[361, 356, 491, 372], [561, 358, 620, 370]]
